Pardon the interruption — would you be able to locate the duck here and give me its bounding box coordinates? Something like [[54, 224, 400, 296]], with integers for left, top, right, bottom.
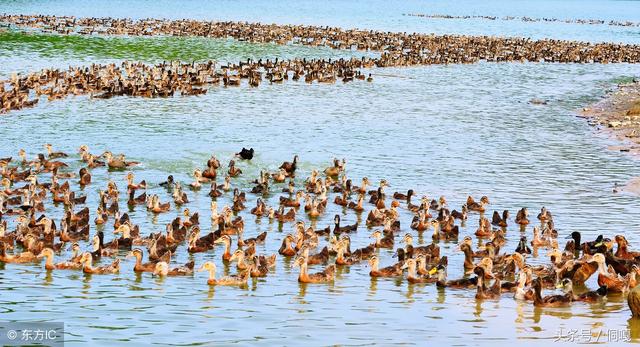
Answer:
[[188, 169, 205, 190], [410, 210, 430, 231], [80, 252, 119, 274], [148, 195, 171, 213], [335, 239, 361, 265], [333, 214, 358, 235], [127, 248, 159, 272], [214, 235, 235, 262], [229, 249, 250, 270], [474, 266, 501, 299], [323, 158, 345, 177], [532, 277, 571, 307], [531, 226, 551, 247], [515, 207, 529, 226], [103, 151, 138, 170], [614, 235, 640, 260], [293, 255, 335, 283], [370, 230, 394, 249], [592, 253, 629, 293], [280, 191, 303, 208], [393, 189, 414, 202], [403, 234, 440, 258], [199, 261, 249, 286], [126, 172, 146, 190], [514, 270, 534, 300], [159, 175, 175, 189], [0, 242, 38, 263], [153, 261, 195, 276], [301, 246, 329, 265], [566, 232, 603, 255], [172, 183, 189, 205], [227, 160, 242, 177], [45, 144, 68, 159], [249, 255, 271, 277], [236, 226, 267, 247], [208, 182, 223, 198], [347, 194, 365, 212], [402, 258, 436, 284], [474, 217, 492, 237], [515, 236, 532, 254], [272, 169, 287, 183], [37, 248, 82, 270], [537, 207, 552, 223], [236, 147, 254, 160], [435, 264, 477, 289], [279, 155, 298, 177], [127, 188, 147, 206], [466, 195, 489, 213], [78, 167, 92, 185], [558, 278, 607, 303], [274, 205, 296, 222], [460, 243, 476, 273], [278, 234, 297, 257], [491, 210, 509, 228]]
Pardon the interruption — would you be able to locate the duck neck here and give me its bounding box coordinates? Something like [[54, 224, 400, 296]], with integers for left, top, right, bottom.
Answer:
[[407, 263, 417, 278], [476, 276, 484, 295], [596, 260, 608, 275], [617, 242, 628, 257], [437, 269, 447, 283], [533, 283, 543, 304], [299, 261, 309, 280], [134, 253, 142, 267], [83, 259, 93, 271], [208, 267, 216, 282], [224, 241, 231, 257], [370, 259, 379, 272], [336, 246, 345, 261], [417, 258, 427, 273], [432, 223, 440, 237], [44, 253, 54, 268], [463, 248, 473, 268]]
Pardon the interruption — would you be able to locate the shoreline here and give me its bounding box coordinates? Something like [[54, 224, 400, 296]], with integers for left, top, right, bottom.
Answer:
[[580, 79, 640, 194], [580, 79, 640, 153]]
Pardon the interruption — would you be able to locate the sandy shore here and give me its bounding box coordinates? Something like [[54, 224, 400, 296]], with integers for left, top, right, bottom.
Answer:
[[581, 79, 640, 193]]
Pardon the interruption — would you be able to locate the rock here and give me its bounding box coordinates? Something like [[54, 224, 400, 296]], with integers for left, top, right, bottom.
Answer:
[[609, 121, 623, 128]]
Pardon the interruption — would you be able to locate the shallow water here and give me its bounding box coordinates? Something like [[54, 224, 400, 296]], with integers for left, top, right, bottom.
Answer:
[[2, 1, 640, 346]]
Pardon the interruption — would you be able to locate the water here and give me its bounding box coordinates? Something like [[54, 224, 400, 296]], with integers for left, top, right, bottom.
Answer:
[[1, 1, 640, 346]]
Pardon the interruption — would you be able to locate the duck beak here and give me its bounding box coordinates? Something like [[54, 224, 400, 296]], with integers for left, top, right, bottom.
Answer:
[[564, 234, 572, 239], [594, 242, 603, 247], [555, 283, 564, 289], [428, 267, 438, 276]]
